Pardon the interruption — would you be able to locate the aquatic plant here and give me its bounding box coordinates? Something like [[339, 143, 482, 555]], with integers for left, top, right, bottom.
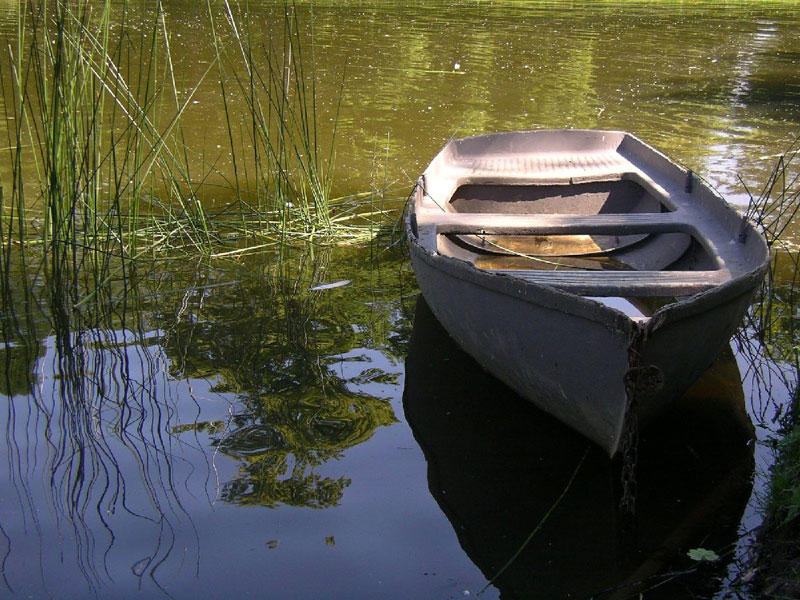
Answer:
[[768, 423, 800, 527], [0, 0, 399, 313], [2, 0, 218, 267], [742, 140, 800, 395], [206, 0, 399, 244], [738, 139, 800, 598], [750, 419, 800, 598]]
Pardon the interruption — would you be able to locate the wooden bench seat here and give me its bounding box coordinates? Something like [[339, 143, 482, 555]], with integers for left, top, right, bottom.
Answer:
[[429, 211, 689, 236], [489, 268, 727, 296]]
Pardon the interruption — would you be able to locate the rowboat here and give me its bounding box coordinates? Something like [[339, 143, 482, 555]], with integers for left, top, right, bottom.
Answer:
[[406, 129, 769, 456]]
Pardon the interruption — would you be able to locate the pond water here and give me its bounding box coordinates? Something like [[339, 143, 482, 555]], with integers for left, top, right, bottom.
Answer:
[[1, 1, 800, 598]]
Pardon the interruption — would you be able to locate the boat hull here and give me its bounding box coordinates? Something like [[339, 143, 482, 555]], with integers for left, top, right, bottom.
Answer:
[[410, 241, 631, 453], [410, 241, 759, 455]]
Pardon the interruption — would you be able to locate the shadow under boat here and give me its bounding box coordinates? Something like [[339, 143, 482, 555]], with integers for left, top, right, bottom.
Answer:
[[403, 296, 755, 599]]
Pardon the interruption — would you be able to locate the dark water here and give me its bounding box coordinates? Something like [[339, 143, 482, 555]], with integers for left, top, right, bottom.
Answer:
[[1, 1, 800, 598], [406, 298, 760, 600], [0, 240, 794, 599]]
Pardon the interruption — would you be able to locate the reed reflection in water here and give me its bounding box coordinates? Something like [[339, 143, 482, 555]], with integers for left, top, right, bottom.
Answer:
[[0, 306, 209, 596], [158, 247, 403, 508], [0, 243, 412, 597]]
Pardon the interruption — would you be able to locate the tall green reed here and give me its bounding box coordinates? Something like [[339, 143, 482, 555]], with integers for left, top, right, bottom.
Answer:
[[1, 0, 218, 305], [1, 0, 400, 319], [743, 139, 800, 375], [208, 0, 374, 241]]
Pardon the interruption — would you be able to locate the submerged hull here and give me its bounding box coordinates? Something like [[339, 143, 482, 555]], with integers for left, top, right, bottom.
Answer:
[[403, 296, 755, 598], [407, 129, 768, 455]]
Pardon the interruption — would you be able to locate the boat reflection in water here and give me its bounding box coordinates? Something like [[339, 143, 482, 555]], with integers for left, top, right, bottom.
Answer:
[[403, 297, 755, 599]]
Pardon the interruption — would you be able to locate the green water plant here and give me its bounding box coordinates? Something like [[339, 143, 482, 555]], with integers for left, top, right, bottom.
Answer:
[[751, 420, 800, 598], [739, 139, 800, 598], [0, 0, 397, 300], [743, 139, 800, 373], [2, 0, 219, 268], [767, 424, 800, 527], [207, 0, 337, 234], [205, 0, 399, 244]]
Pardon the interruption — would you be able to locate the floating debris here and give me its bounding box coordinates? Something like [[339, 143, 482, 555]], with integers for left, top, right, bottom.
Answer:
[[309, 280, 351, 291]]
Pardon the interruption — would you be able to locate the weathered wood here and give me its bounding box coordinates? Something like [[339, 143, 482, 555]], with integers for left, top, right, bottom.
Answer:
[[426, 211, 690, 235], [489, 268, 728, 296]]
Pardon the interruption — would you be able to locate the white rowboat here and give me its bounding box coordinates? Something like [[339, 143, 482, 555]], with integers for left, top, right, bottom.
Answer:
[[406, 129, 769, 455]]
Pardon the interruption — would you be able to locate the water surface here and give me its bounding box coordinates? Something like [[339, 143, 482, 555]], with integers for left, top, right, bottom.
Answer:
[[1, 1, 799, 598]]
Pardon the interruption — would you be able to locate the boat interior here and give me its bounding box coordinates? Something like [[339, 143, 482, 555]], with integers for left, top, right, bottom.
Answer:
[[431, 179, 723, 310], [410, 131, 768, 317]]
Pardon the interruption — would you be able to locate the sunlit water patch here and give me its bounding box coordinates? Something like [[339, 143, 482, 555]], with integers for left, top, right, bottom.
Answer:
[[1, 1, 799, 220]]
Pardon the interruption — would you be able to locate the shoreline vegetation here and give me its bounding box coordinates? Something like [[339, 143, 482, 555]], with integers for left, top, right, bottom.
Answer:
[[743, 140, 800, 598], [1, 0, 798, 598]]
